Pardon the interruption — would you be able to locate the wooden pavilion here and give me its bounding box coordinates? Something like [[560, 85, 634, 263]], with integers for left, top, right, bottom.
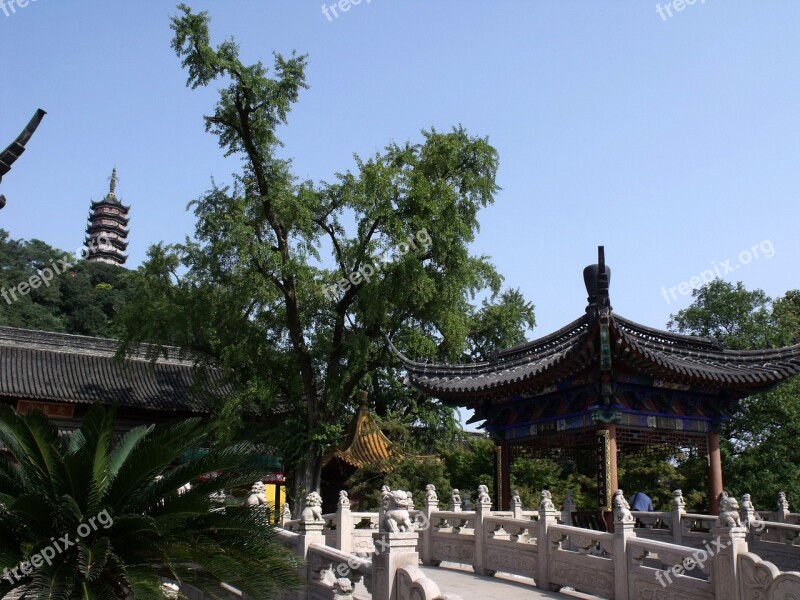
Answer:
[[391, 248, 800, 519]]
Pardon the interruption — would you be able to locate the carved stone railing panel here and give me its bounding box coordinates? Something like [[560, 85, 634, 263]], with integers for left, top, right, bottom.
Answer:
[[738, 550, 800, 600], [396, 565, 464, 600], [627, 538, 713, 600], [431, 532, 475, 565], [545, 524, 615, 597]]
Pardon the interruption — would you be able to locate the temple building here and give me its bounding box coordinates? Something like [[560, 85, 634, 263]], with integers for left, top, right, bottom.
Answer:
[[85, 168, 130, 265], [391, 248, 800, 520]]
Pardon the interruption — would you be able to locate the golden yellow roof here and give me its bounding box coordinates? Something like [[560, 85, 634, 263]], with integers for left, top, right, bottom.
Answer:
[[328, 401, 397, 469]]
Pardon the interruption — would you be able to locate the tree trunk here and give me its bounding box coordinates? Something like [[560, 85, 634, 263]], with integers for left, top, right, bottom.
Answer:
[[290, 443, 323, 517]]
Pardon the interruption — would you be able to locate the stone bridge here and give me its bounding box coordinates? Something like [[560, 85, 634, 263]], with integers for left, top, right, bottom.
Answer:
[[263, 486, 800, 600]]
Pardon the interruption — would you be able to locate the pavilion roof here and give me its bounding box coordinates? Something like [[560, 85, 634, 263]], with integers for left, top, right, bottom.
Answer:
[[325, 400, 397, 469], [390, 253, 800, 404]]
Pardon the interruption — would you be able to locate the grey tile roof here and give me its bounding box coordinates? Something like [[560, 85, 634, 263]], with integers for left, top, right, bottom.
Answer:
[[0, 326, 228, 413]]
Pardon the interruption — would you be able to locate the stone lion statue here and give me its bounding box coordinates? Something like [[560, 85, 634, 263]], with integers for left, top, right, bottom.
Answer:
[[778, 491, 790, 511], [383, 489, 414, 532], [425, 484, 438, 502], [540, 489, 556, 511], [717, 493, 742, 528], [338, 490, 350, 507], [245, 481, 267, 507], [477, 484, 491, 504], [613, 490, 634, 523], [672, 489, 685, 509], [451, 489, 461, 504], [301, 491, 324, 522]]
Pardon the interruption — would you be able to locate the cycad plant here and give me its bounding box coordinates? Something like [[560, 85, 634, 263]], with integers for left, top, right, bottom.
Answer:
[[0, 404, 301, 599]]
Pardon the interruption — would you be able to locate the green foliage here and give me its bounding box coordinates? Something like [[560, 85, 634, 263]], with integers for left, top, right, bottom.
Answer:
[[0, 404, 300, 598], [345, 434, 497, 511], [669, 279, 800, 510], [117, 4, 535, 505], [441, 436, 496, 493], [0, 229, 133, 337], [510, 456, 595, 511]]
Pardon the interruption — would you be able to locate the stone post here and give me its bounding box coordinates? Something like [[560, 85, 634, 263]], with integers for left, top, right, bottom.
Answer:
[[776, 492, 790, 543], [472, 485, 494, 576], [611, 490, 636, 600], [709, 493, 749, 600], [335, 490, 353, 553], [710, 525, 748, 600], [511, 489, 523, 520], [280, 502, 292, 527], [536, 490, 561, 592], [378, 485, 391, 534], [297, 493, 326, 600], [372, 531, 419, 600], [671, 489, 686, 545], [421, 484, 439, 566], [776, 491, 790, 523], [449, 488, 462, 512], [561, 490, 576, 526], [371, 488, 421, 600]]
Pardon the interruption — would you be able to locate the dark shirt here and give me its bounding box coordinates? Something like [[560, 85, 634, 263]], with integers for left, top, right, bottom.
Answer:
[[629, 492, 654, 511]]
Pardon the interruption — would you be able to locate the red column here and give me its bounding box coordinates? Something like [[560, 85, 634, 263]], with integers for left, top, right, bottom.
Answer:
[[607, 424, 619, 495], [708, 431, 723, 515], [501, 441, 512, 511]]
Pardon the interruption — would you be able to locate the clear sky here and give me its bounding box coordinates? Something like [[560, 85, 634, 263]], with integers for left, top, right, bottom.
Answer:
[[2, 0, 799, 339]]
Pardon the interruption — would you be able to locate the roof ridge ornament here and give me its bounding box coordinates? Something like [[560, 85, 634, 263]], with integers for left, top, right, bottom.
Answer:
[[584, 246, 612, 315]]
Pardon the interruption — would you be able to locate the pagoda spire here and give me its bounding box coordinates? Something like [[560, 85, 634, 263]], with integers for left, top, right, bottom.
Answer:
[[84, 168, 130, 266], [109, 166, 118, 197]]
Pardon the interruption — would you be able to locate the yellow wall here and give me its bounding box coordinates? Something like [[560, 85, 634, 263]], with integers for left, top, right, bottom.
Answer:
[[266, 484, 286, 522]]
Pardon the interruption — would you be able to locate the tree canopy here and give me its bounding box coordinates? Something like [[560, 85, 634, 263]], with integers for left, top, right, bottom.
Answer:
[[669, 279, 800, 509], [117, 4, 535, 507]]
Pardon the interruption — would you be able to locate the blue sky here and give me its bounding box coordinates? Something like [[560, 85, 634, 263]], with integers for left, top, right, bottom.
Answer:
[[1, 0, 799, 340]]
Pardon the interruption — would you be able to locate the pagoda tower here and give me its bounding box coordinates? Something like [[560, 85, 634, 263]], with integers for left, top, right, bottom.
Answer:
[[84, 168, 129, 266]]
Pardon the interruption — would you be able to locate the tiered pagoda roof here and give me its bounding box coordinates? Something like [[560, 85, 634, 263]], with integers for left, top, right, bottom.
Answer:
[[391, 249, 800, 408], [84, 168, 130, 266]]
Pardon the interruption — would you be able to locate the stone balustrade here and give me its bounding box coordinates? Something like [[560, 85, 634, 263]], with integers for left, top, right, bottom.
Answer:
[[273, 486, 800, 600]]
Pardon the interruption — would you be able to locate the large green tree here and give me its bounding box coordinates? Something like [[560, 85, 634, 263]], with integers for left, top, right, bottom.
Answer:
[[118, 5, 534, 509], [669, 279, 800, 509]]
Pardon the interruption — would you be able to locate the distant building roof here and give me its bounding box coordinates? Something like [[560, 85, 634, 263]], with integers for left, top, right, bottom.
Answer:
[[0, 326, 229, 414]]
